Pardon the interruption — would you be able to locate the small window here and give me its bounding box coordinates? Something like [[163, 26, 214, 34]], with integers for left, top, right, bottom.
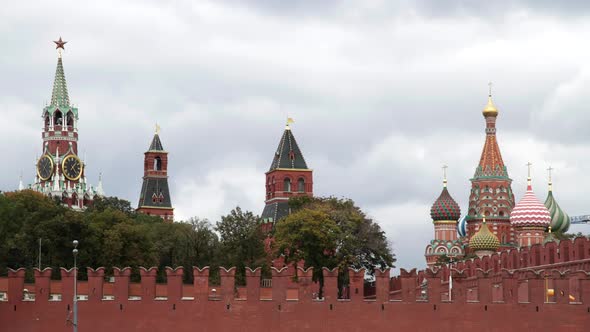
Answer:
[[284, 178, 291, 192], [154, 156, 162, 171], [66, 112, 74, 128], [54, 110, 63, 126], [298, 178, 305, 192]]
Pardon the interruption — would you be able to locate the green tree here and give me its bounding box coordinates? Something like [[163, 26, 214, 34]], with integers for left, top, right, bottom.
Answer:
[[274, 196, 395, 297], [215, 207, 266, 285]]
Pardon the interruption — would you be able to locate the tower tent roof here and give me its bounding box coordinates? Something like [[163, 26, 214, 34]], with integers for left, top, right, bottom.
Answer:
[[477, 135, 506, 176], [50, 57, 70, 107], [148, 134, 164, 151], [268, 126, 308, 171]]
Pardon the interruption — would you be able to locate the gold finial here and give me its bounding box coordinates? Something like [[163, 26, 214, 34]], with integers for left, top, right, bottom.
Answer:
[[483, 82, 498, 117], [482, 214, 486, 224], [548, 226, 552, 234], [285, 117, 294, 130], [547, 166, 553, 191], [442, 165, 448, 188], [155, 123, 161, 135], [526, 162, 532, 187]]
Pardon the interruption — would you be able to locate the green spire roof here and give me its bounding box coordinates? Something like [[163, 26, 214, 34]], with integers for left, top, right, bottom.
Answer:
[[148, 134, 164, 151], [268, 126, 308, 171], [50, 57, 70, 107]]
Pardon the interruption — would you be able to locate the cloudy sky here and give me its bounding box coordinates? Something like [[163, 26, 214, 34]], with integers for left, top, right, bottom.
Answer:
[[1, 0, 589, 271]]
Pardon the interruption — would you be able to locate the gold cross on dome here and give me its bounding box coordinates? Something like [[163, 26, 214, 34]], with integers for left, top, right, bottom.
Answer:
[[155, 123, 161, 135], [547, 166, 553, 182], [442, 165, 448, 187], [488, 81, 493, 97]]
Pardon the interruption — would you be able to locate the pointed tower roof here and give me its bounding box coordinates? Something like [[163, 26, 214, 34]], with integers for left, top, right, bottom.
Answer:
[[50, 56, 70, 107], [544, 168, 570, 232], [474, 87, 509, 178], [149, 134, 164, 151], [268, 123, 308, 171]]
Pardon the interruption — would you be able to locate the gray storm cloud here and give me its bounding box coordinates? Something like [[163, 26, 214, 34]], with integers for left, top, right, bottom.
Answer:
[[1, 0, 589, 271]]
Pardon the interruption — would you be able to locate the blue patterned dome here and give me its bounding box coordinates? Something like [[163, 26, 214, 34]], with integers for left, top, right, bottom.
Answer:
[[457, 215, 467, 237]]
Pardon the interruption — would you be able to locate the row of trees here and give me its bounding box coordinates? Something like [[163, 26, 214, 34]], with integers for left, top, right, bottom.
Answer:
[[0, 191, 395, 290]]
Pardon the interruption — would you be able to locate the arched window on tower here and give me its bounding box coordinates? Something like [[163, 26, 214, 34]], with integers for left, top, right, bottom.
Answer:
[[284, 178, 291, 192], [298, 178, 305, 192], [66, 112, 74, 129], [154, 156, 162, 171], [54, 110, 63, 127], [44, 113, 50, 129]]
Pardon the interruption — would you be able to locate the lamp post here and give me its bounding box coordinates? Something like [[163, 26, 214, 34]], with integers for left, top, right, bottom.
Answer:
[[72, 240, 79, 332]]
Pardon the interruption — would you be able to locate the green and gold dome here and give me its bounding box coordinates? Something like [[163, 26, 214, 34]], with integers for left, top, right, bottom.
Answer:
[[544, 186, 571, 233], [469, 218, 500, 252]]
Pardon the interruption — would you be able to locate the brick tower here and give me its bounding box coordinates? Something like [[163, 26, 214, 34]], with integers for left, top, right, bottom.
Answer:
[[137, 127, 174, 221], [466, 87, 515, 249], [424, 168, 464, 267], [31, 38, 103, 208], [261, 120, 313, 232]]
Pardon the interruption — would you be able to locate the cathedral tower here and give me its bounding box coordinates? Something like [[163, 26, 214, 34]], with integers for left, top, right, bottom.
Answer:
[[510, 165, 551, 247], [137, 127, 174, 221], [466, 86, 515, 248], [31, 38, 102, 208], [261, 120, 313, 232], [424, 167, 464, 267]]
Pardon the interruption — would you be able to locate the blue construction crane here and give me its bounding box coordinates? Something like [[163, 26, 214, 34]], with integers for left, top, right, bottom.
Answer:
[[571, 215, 590, 225]]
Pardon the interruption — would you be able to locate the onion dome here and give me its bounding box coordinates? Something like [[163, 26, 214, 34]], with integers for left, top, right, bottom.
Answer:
[[544, 178, 571, 233], [457, 215, 467, 237], [543, 226, 560, 245], [470, 219, 500, 252], [430, 175, 461, 221], [510, 179, 551, 228], [483, 95, 498, 117]]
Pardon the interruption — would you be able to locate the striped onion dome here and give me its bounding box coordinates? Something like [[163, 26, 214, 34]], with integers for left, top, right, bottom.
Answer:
[[457, 215, 467, 237], [430, 186, 461, 221], [544, 190, 571, 233], [469, 220, 500, 251], [510, 182, 551, 228]]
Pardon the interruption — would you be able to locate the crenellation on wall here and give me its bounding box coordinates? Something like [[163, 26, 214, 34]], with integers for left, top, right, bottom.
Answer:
[[2, 238, 590, 331], [139, 267, 158, 300]]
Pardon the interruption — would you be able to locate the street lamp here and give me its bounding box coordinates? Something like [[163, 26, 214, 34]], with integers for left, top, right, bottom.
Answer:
[[72, 240, 79, 332]]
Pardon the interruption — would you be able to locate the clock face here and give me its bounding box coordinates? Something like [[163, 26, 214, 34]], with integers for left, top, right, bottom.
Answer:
[[62, 155, 83, 181], [37, 155, 54, 181]]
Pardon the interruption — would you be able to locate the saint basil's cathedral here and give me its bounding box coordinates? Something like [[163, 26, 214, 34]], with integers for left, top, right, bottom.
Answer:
[[17, 39, 573, 249], [425, 91, 571, 266]]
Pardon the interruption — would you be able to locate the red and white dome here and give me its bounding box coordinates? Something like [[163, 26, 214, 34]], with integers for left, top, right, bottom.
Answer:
[[510, 183, 551, 228]]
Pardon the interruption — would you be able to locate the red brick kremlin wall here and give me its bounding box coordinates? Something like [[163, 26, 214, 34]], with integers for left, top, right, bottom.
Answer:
[[2, 237, 590, 331]]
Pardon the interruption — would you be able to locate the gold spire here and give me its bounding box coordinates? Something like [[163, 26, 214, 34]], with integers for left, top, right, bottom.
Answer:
[[155, 123, 161, 135], [483, 82, 498, 117]]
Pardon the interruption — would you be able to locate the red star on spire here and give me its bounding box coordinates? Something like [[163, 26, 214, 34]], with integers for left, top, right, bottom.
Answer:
[[53, 37, 67, 50]]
